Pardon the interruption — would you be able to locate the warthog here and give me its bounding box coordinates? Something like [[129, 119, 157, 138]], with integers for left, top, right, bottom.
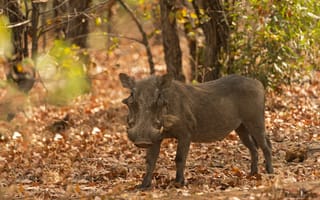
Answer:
[[119, 73, 273, 188]]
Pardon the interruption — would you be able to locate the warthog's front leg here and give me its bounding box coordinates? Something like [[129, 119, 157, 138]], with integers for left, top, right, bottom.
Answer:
[[175, 138, 191, 186], [139, 141, 161, 189]]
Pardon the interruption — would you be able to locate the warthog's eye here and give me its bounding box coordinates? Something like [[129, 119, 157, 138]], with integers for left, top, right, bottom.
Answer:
[[123, 91, 138, 128], [128, 117, 135, 127], [123, 92, 140, 114], [122, 92, 134, 105], [122, 98, 128, 105], [154, 119, 161, 129]]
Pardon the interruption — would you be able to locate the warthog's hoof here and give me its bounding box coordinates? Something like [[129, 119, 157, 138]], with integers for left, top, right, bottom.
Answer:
[[136, 184, 152, 190], [174, 178, 185, 188]]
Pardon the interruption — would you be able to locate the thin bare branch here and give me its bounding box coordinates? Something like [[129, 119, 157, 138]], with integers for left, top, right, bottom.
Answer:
[[117, 0, 155, 75], [5, 19, 30, 28]]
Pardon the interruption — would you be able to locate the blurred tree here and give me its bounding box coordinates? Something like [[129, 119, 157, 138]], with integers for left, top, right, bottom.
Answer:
[[1, 0, 36, 93], [53, 0, 92, 48], [1, 0, 28, 60]]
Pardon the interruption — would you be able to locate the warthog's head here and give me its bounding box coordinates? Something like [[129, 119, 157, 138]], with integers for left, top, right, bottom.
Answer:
[[119, 73, 178, 148]]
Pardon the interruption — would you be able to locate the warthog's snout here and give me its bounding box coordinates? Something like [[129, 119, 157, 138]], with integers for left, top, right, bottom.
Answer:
[[134, 140, 153, 148], [128, 127, 163, 148]]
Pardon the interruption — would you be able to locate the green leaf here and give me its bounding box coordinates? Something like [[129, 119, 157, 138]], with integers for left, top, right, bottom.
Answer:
[[0, 16, 13, 58]]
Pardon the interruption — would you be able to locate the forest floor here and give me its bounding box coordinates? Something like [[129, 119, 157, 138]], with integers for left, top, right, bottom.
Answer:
[[0, 42, 319, 199]]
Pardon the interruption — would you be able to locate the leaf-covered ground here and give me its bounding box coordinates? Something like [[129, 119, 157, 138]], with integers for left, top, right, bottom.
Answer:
[[0, 43, 319, 199]]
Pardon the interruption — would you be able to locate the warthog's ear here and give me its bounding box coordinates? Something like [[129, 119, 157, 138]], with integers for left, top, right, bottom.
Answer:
[[157, 73, 173, 90], [119, 73, 135, 89], [162, 114, 179, 130]]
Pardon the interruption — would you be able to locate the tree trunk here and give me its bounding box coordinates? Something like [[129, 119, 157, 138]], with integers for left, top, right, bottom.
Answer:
[[106, 0, 116, 49], [31, 2, 40, 59], [193, 0, 229, 81], [183, 22, 197, 82], [53, 0, 91, 48], [1, 0, 28, 61], [66, 0, 91, 48], [160, 0, 185, 82]]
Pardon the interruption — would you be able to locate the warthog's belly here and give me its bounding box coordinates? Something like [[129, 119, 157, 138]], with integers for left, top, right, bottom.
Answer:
[[191, 119, 241, 143]]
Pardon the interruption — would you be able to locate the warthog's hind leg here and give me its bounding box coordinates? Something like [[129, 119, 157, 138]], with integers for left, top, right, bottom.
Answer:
[[245, 123, 274, 174], [236, 124, 259, 175]]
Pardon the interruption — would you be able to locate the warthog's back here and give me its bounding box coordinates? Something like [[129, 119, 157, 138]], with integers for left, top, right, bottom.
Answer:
[[170, 75, 265, 143]]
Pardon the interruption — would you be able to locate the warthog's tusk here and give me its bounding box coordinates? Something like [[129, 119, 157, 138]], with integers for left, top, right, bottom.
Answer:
[[159, 126, 164, 134]]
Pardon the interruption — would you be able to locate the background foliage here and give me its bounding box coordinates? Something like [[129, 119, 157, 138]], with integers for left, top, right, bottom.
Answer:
[[37, 40, 90, 105], [3, 0, 319, 88], [226, 0, 320, 87]]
